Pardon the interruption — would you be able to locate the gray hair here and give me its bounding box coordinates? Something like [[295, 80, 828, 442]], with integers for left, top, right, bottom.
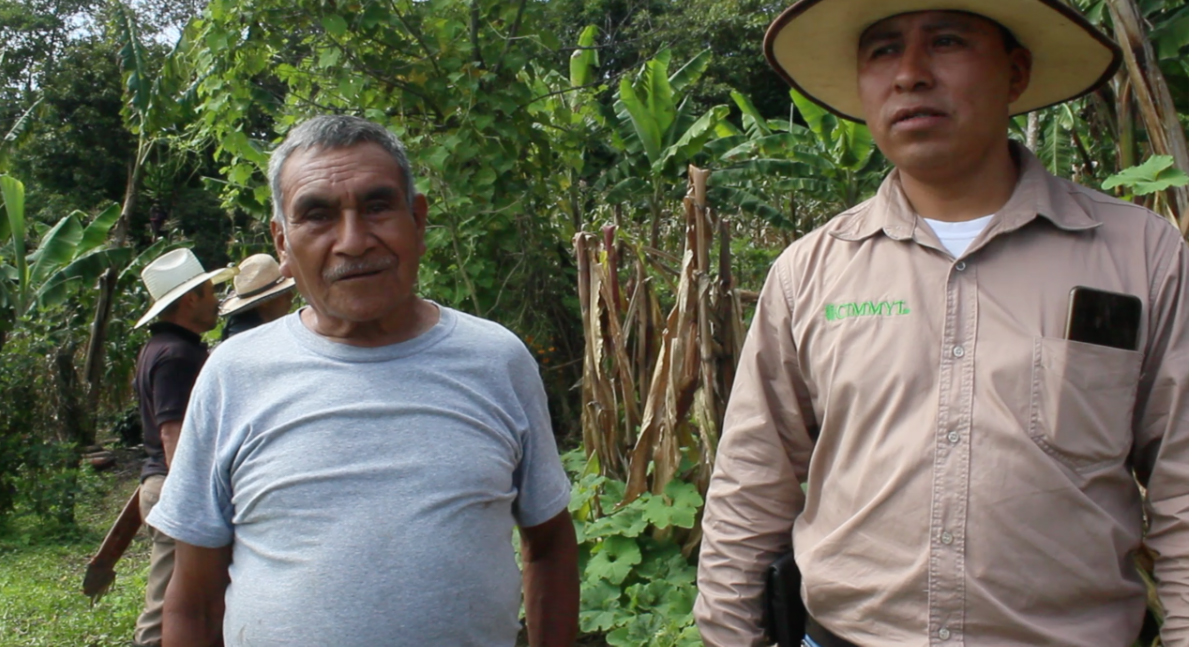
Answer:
[[267, 115, 417, 231]]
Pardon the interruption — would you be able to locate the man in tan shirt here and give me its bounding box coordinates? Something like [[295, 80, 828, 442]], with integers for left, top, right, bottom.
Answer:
[[694, 0, 1188, 647]]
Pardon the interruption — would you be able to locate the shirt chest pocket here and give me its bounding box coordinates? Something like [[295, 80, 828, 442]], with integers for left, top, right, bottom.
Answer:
[[1029, 337, 1143, 474]]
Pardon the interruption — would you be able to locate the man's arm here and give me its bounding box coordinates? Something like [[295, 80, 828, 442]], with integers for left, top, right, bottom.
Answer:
[[518, 508, 578, 646], [159, 420, 182, 468], [694, 255, 815, 646], [162, 541, 231, 647], [1133, 233, 1188, 647]]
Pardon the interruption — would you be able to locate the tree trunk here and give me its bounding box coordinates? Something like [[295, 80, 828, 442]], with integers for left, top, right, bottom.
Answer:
[[83, 152, 141, 437], [1106, 0, 1189, 222]]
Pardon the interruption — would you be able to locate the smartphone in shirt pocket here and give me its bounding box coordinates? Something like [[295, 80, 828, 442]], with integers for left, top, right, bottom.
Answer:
[[1064, 286, 1141, 351], [1028, 287, 1144, 475]]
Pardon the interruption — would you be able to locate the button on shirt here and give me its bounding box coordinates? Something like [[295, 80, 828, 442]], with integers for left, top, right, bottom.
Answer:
[[694, 144, 1188, 647]]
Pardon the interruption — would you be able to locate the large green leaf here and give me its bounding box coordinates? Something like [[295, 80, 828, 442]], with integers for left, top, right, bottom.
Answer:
[[1102, 155, 1189, 195], [570, 25, 600, 87], [667, 50, 711, 94], [709, 158, 822, 185], [27, 212, 85, 288], [707, 186, 787, 228], [790, 89, 832, 141], [34, 247, 133, 311], [833, 120, 875, 170], [642, 54, 676, 138], [730, 91, 771, 140], [619, 76, 664, 164], [656, 105, 729, 173], [1, 95, 43, 163], [114, 1, 151, 116], [1149, 5, 1188, 59], [604, 176, 654, 205], [641, 479, 704, 529], [585, 535, 643, 585], [1, 175, 27, 293], [76, 203, 122, 255], [579, 579, 626, 633]]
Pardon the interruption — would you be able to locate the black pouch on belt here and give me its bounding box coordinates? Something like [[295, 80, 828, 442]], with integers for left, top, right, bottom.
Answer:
[[764, 550, 807, 647]]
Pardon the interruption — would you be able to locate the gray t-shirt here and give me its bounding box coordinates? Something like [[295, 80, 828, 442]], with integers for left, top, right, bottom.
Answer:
[[147, 305, 570, 646]]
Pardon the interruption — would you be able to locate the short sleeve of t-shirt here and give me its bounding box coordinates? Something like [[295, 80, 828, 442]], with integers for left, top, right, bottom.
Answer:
[[145, 362, 236, 548], [509, 346, 571, 528], [150, 355, 204, 425]]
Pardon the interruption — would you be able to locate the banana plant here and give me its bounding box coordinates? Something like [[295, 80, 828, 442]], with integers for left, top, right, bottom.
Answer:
[[707, 89, 884, 232], [599, 48, 730, 249], [0, 175, 132, 353]]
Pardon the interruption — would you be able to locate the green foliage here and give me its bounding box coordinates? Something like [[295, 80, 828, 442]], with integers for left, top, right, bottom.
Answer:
[[0, 474, 148, 646], [1102, 155, 1189, 197], [709, 88, 886, 232], [566, 448, 703, 647], [0, 330, 81, 526], [0, 175, 131, 337]]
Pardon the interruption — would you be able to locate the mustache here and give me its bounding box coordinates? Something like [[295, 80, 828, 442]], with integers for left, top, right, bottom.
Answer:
[[323, 256, 398, 283]]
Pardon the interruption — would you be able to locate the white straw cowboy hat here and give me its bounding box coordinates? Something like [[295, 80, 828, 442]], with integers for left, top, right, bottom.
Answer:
[[219, 253, 296, 317], [135, 248, 234, 329], [764, 0, 1122, 122]]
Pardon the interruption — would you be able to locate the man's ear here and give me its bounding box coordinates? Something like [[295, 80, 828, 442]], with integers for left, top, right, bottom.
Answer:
[[1008, 48, 1032, 104], [412, 193, 429, 256], [271, 219, 292, 278]]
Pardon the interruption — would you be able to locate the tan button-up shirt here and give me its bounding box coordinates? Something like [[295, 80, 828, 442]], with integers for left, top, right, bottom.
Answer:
[[694, 144, 1188, 647]]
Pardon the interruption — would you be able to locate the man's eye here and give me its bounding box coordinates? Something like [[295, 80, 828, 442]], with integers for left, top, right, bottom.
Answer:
[[933, 35, 964, 47], [870, 44, 899, 58], [365, 202, 392, 215], [301, 211, 332, 223]]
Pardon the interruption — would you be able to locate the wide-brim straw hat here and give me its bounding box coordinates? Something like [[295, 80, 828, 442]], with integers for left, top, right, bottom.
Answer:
[[219, 253, 296, 317], [135, 248, 234, 329], [764, 0, 1122, 122]]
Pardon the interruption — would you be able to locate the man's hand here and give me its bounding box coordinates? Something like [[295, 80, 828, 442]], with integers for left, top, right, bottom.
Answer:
[[159, 420, 182, 468], [163, 541, 231, 646], [518, 509, 579, 646]]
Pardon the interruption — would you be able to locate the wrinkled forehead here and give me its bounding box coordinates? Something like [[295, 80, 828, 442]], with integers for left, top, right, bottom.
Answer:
[[858, 9, 1005, 47]]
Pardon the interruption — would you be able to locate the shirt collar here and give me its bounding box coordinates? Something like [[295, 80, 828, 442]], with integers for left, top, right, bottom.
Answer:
[[148, 321, 204, 346], [831, 141, 1102, 243]]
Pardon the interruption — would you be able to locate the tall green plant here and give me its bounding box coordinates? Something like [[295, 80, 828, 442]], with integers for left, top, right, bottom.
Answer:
[[708, 89, 884, 232], [599, 48, 729, 248], [0, 175, 130, 353]]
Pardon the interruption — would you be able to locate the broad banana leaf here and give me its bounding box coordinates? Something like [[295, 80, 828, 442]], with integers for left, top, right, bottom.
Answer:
[[668, 50, 711, 94], [570, 25, 600, 88], [620, 77, 664, 164], [1, 175, 26, 291], [709, 159, 823, 186], [641, 55, 676, 140], [707, 187, 788, 229], [35, 247, 134, 312], [833, 121, 875, 171], [27, 212, 85, 288], [115, 1, 151, 117], [77, 203, 122, 255], [730, 91, 771, 140], [657, 105, 730, 174], [790, 90, 834, 142], [604, 177, 654, 205]]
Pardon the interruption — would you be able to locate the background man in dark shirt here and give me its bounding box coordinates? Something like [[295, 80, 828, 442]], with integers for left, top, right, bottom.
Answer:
[[130, 248, 231, 646]]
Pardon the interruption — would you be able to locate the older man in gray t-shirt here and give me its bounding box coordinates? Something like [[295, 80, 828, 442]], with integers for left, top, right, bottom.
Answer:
[[148, 306, 571, 646], [148, 115, 578, 646]]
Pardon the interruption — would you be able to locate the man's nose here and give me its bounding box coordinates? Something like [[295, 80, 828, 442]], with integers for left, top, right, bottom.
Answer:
[[333, 211, 373, 256], [893, 44, 933, 92]]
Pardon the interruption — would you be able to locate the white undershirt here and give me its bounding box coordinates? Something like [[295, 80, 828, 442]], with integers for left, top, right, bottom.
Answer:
[[923, 214, 994, 259]]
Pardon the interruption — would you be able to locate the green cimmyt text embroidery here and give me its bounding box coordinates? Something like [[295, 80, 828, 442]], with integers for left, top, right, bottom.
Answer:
[[824, 300, 911, 321]]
